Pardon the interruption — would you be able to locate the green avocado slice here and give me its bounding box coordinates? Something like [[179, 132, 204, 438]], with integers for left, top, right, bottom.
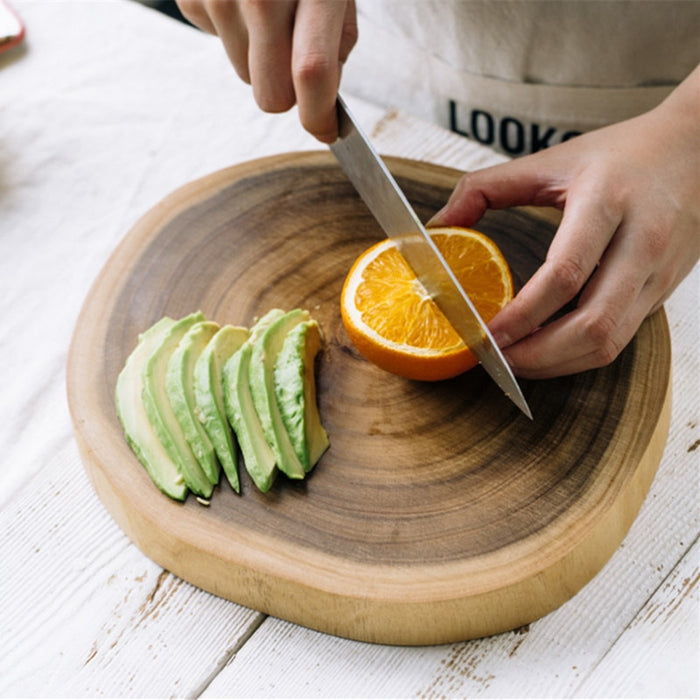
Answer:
[[115, 317, 188, 501], [166, 320, 220, 485], [274, 319, 329, 472], [194, 324, 249, 493], [142, 312, 214, 498], [222, 309, 285, 492], [249, 309, 310, 480]]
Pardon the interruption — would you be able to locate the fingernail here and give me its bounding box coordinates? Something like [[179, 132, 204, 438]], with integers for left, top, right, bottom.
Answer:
[[426, 205, 449, 227], [317, 131, 338, 145], [491, 330, 511, 348]]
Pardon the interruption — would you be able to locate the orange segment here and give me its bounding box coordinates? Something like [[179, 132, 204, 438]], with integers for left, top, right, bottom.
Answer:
[[340, 226, 513, 381]]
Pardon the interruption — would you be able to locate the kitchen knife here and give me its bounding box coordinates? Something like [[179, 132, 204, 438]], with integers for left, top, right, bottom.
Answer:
[[330, 95, 532, 419]]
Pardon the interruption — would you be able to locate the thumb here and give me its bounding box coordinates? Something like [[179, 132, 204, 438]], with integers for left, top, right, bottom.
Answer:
[[427, 154, 563, 227]]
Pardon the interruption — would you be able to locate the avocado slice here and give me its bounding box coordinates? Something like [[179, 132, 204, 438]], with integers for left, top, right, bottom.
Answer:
[[115, 317, 188, 501], [193, 324, 249, 493], [249, 309, 310, 480], [222, 309, 285, 492], [166, 320, 220, 485], [142, 312, 214, 498], [274, 319, 329, 472]]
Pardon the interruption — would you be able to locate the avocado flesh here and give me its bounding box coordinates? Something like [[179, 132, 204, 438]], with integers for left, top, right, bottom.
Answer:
[[249, 309, 310, 480], [115, 317, 188, 501], [166, 320, 220, 485], [194, 324, 249, 493], [222, 309, 285, 492], [142, 312, 214, 498], [274, 320, 329, 472]]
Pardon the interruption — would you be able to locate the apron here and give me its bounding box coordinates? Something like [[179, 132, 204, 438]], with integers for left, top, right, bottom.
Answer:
[[341, 0, 700, 155]]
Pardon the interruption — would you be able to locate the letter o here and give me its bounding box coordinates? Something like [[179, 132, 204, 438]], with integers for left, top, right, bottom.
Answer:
[[500, 117, 525, 155], [470, 110, 494, 145]]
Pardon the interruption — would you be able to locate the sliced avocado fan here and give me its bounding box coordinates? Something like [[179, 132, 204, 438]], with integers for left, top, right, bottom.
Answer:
[[116, 307, 330, 502]]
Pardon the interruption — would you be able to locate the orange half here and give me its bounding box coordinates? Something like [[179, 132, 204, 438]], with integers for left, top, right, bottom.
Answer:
[[340, 226, 514, 381]]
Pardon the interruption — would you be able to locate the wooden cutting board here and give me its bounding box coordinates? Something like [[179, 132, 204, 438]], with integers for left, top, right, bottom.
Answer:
[[67, 151, 671, 645]]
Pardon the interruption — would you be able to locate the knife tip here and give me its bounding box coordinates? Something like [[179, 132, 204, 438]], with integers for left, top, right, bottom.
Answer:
[[517, 397, 534, 420]]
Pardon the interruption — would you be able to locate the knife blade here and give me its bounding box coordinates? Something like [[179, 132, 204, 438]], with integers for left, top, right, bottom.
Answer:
[[330, 95, 532, 419]]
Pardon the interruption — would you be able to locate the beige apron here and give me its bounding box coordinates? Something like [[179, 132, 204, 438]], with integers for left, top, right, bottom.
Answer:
[[341, 0, 700, 155]]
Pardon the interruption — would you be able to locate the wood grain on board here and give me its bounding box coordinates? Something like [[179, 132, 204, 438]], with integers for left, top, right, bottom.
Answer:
[[67, 152, 671, 645]]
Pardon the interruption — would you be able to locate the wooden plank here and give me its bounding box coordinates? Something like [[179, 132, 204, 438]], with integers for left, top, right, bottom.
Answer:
[[0, 443, 263, 698], [575, 539, 699, 698]]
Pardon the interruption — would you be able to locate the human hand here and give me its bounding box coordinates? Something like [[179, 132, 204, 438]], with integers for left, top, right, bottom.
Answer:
[[176, 0, 358, 142], [429, 66, 700, 379]]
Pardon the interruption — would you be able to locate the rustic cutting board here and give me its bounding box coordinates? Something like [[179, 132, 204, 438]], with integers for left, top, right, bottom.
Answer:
[[67, 151, 671, 645]]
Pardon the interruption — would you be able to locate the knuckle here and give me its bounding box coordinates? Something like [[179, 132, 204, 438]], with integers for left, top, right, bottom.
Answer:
[[582, 311, 623, 366], [583, 309, 617, 345], [340, 23, 359, 54], [641, 221, 672, 262], [178, 0, 211, 27], [591, 340, 623, 367], [242, 0, 276, 18], [547, 256, 588, 300], [293, 51, 335, 85]]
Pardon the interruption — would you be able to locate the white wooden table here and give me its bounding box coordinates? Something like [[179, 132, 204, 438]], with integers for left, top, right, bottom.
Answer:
[[1, 2, 698, 697]]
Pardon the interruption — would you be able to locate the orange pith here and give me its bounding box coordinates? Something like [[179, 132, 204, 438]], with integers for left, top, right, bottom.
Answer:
[[340, 226, 514, 381]]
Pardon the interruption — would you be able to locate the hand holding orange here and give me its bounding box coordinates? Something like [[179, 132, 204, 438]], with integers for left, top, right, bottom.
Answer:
[[340, 226, 513, 381]]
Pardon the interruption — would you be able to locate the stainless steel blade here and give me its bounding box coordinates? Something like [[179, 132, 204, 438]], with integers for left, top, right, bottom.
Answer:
[[330, 95, 532, 419]]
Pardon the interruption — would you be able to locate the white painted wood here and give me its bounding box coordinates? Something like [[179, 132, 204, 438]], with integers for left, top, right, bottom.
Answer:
[[575, 539, 700, 698], [0, 442, 264, 698], [1, 1, 697, 698]]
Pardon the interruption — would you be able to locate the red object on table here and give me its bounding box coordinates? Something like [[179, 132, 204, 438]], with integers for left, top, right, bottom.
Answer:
[[0, 0, 24, 54]]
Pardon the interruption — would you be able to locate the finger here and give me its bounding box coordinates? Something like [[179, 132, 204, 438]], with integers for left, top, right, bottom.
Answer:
[[204, 0, 251, 83], [501, 228, 656, 379], [503, 283, 653, 379], [244, 0, 297, 112], [427, 151, 568, 227], [502, 315, 628, 380], [338, 0, 358, 64], [177, 0, 218, 34], [489, 178, 624, 348], [292, 0, 356, 142]]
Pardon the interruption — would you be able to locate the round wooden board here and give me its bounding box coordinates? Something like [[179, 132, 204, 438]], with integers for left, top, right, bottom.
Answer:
[[67, 151, 671, 645]]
